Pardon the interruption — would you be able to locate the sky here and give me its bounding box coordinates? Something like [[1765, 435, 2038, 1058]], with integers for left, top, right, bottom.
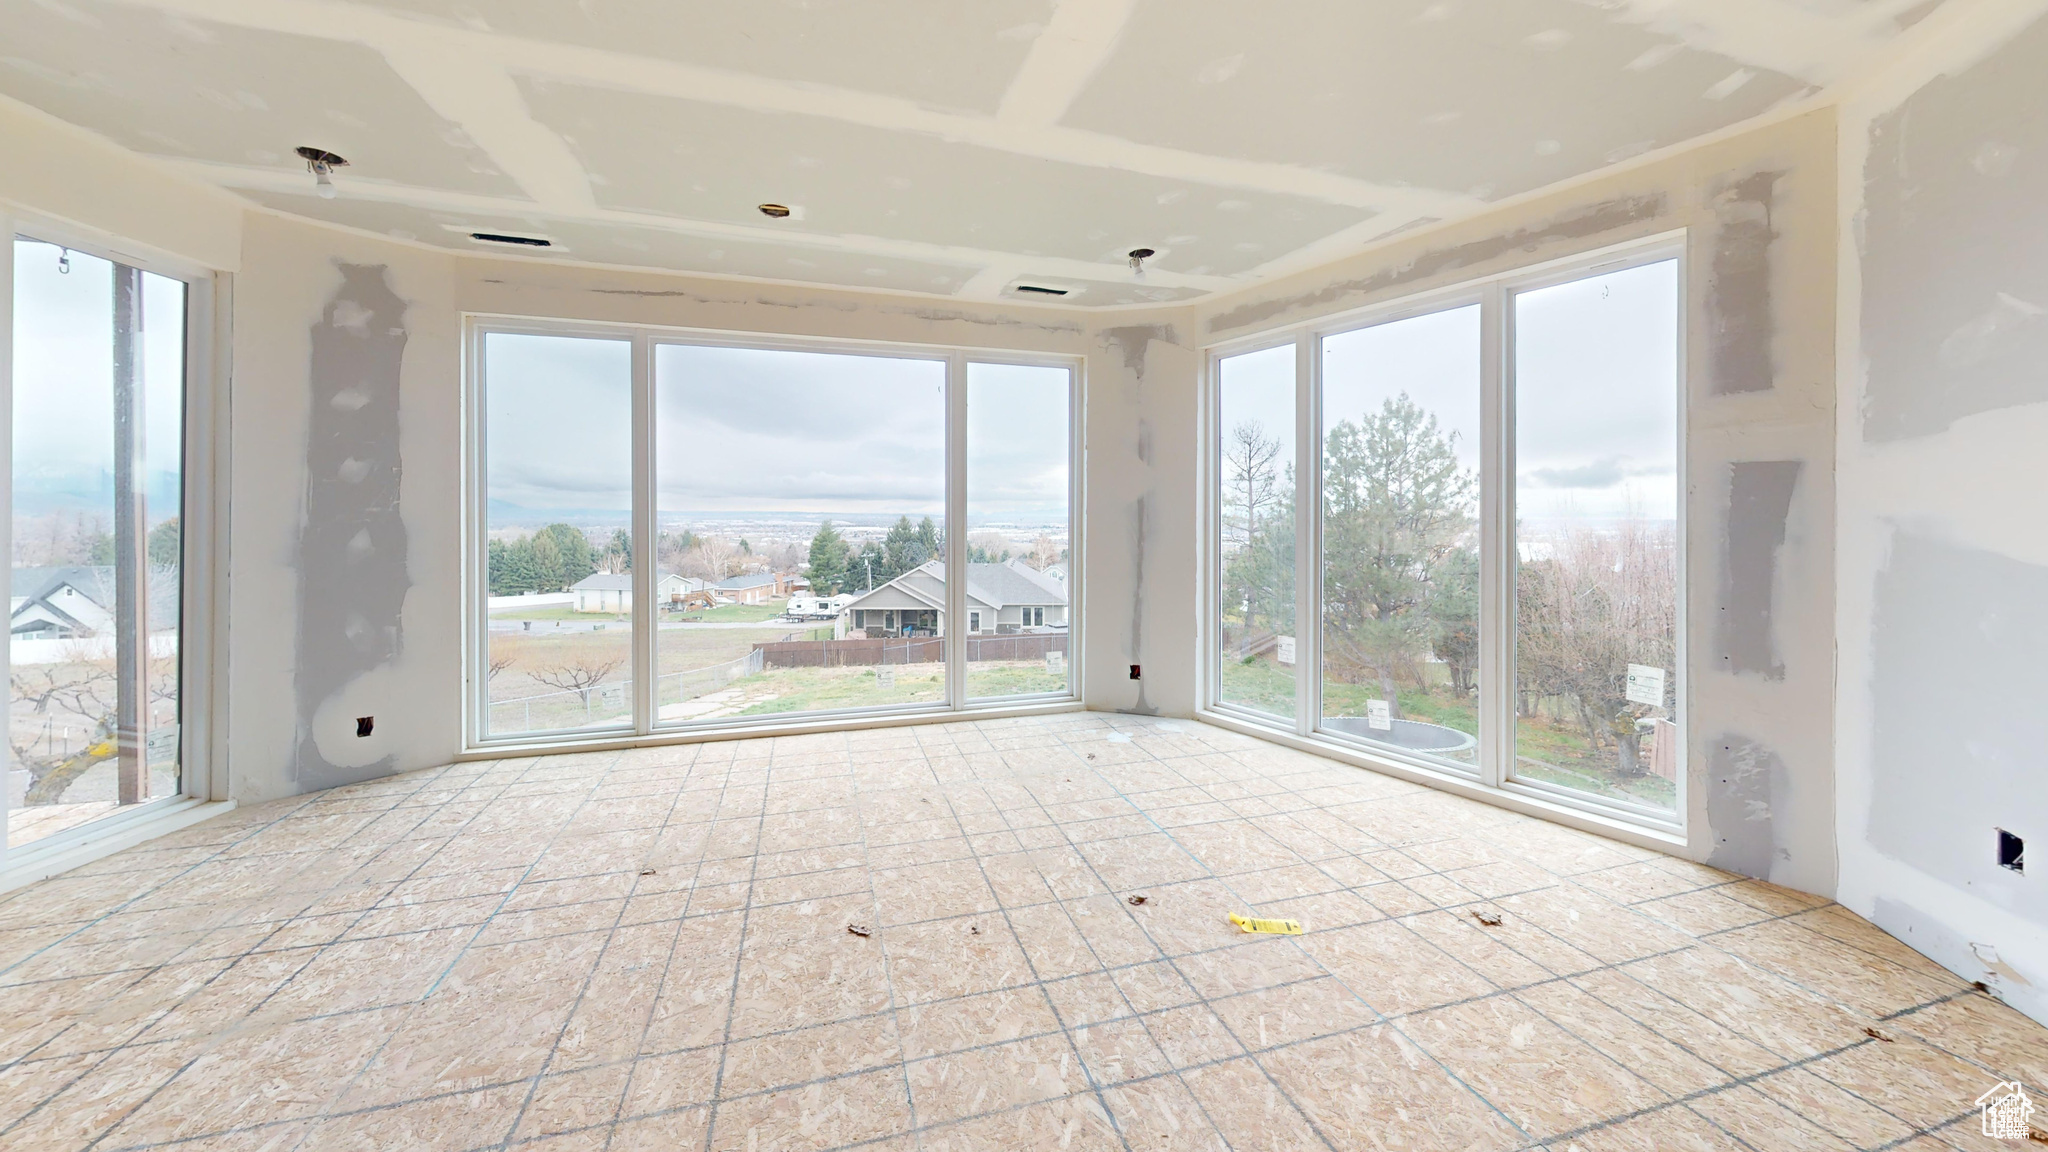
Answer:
[[1515, 259, 1680, 525], [1215, 259, 1679, 531], [11, 238, 186, 529], [656, 342, 944, 518], [485, 336, 1074, 531]]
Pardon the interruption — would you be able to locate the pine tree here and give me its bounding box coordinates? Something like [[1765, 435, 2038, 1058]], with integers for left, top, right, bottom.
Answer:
[[805, 521, 851, 594]]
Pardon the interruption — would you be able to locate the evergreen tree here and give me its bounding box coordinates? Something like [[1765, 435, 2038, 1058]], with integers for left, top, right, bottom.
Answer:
[[147, 517, 181, 568], [1321, 393, 1476, 720], [536, 523, 596, 587], [854, 540, 883, 591], [529, 532, 566, 592], [604, 528, 633, 573], [805, 521, 851, 594]]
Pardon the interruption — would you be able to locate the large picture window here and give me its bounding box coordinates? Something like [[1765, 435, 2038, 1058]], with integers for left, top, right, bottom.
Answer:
[[9, 235, 189, 848], [1208, 244, 1683, 826], [471, 324, 1077, 746]]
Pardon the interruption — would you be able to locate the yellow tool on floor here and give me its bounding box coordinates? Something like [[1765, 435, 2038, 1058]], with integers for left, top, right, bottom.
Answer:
[[1228, 912, 1302, 935]]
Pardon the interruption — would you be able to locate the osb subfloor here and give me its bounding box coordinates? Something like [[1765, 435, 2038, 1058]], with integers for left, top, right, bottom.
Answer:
[[1, 715, 2042, 1152]]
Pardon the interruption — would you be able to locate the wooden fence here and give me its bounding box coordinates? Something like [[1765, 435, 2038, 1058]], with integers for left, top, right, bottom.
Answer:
[[755, 632, 1067, 669]]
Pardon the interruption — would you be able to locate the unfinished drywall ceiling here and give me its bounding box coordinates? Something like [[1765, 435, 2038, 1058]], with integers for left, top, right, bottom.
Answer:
[[1, 0, 1948, 304], [1064, 0, 1809, 200], [0, 0, 518, 198], [516, 77, 1370, 277], [351, 0, 1053, 113], [242, 190, 982, 295]]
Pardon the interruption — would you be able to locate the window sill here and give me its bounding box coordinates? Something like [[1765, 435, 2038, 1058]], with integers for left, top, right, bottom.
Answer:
[[1196, 708, 1688, 855], [1, 797, 237, 894]]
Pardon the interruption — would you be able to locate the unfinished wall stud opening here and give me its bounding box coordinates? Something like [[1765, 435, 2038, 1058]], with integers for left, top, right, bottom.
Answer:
[[1999, 829, 2025, 874]]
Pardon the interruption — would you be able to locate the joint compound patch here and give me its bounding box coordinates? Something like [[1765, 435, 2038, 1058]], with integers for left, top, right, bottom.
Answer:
[[294, 262, 409, 793]]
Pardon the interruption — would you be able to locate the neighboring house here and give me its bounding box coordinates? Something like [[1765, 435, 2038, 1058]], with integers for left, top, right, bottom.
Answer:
[[10, 566, 117, 639], [571, 570, 690, 613], [715, 572, 787, 605], [841, 559, 1068, 637]]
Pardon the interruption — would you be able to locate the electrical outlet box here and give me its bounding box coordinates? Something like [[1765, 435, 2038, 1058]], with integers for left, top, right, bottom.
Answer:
[[1129, 664, 1141, 680], [356, 716, 375, 738], [1997, 829, 2024, 873]]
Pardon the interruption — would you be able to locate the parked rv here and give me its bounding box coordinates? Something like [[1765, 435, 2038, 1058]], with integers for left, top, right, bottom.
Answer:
[[783, 594, 853, 621]]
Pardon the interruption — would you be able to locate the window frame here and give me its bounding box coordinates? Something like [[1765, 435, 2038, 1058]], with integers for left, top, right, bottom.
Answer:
[[462, 315, 1083, 752], [2, 213, 228, 863], [1201, 232, 1687, 835]]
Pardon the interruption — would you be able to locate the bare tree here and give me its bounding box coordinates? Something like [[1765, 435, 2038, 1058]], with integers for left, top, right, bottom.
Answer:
[[684, 537, 740, 582], [1222, 421, 1284, 640], [1516, 519, 1677, 777], [487, 653, 517, 681], [1025, 534, 1064, 570], [531, 657, 625, 709], [9, 661, 118, 804]]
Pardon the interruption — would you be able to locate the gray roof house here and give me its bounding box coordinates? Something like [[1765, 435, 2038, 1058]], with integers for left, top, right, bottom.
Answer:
[[10, 565, 178, 640], [841, 559, 1067, 636]]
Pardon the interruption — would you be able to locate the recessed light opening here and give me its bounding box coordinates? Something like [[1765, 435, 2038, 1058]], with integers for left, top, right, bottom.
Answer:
[[470, 232, 552, 248]]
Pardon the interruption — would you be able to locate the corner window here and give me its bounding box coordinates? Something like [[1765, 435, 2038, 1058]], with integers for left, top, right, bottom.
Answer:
[[9, 235, 193, 848], [1208, 246, 1683, 827]]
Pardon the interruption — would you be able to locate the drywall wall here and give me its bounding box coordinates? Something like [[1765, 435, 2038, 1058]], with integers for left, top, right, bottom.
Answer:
[[1837, 1, 2048, 1025], [1183, 109, 1839, 890], [218, 212, 1120, 802], [229, 213, 459, 803]]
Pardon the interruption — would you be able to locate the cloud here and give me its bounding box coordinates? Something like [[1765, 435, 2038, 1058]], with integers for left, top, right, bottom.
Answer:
[[1527, 457, 1625, 489]]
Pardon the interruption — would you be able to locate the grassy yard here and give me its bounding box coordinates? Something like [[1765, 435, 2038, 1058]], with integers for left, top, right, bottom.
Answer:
[[667, 603, 787, 624], [1217, 653, 1675, 809], [735, 664, 948, 715]]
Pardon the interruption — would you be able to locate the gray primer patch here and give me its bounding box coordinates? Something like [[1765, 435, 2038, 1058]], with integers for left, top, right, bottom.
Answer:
[[1705, 734, 1790, 880], [1205, 194, 1667, 334], [294, 264, 410, 792], [1863, 13, 2048, 440], [1100, 325, 1177, 381], [1719, 461, 1800, 678], [1707, 171, 1783, 395], [1868, 531, 2048, 921]]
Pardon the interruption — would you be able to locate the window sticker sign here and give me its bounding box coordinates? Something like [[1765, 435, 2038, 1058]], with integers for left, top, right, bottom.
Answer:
[[1276, 636, 1296, 666], [1366, 699, 1393, 731], [1625, 664, 1667, 708]]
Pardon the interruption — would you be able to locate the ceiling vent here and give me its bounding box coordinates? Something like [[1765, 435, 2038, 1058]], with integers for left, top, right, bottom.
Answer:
[[1012, 284, 1071, 297], [470, 232, 553, 248]]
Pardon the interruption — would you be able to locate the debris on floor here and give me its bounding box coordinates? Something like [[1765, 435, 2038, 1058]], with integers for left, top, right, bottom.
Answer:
[[638, 868, 656, 876], [1472, 908, 1504, 927], [1862, 1026, 1895, 1043], [846, 922, 871, 938], [1127, 894, 1148, 906], [967, 924, 981, 935], [1229, 912, 1302, 935]]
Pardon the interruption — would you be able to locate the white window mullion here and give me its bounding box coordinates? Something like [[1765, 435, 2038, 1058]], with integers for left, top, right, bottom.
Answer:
[[1294, 334, 1318, 738], [630, 333, 654, 735], [944, 352, 968, 709], [1479, 283, 1513, 789]]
